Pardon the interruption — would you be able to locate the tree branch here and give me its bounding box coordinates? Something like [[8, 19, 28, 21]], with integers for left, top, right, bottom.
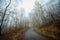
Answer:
[[0, 0, 11, 35]]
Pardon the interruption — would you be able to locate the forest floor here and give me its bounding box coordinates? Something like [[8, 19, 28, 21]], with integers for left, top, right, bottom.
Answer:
[[0, 25, 60, 40], [0, 27, 29, 40], [34, 26, 60, 40]]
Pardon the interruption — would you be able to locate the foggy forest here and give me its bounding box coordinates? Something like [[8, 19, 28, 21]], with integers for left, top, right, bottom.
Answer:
[[0, 0, 60, 40]]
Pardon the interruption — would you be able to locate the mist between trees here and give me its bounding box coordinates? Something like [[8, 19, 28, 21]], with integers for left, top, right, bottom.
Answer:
[[0, 0, 60, 34]]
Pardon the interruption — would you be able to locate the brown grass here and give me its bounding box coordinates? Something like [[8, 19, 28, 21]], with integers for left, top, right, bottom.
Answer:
[[0, 26, 29, 40]]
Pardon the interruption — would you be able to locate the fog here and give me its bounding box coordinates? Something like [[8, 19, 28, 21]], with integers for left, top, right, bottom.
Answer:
[[0, 0, 60, 33]]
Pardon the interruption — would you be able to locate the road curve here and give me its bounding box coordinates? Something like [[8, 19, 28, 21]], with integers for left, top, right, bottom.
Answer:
[[25, 28, 49, 40]]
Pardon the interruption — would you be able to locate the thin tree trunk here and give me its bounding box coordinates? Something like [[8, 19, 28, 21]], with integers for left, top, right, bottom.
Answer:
[[0, 0, 11, 35]]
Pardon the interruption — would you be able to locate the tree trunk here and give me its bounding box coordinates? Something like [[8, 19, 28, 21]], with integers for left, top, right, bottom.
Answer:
[[0, 0, 11, 35]]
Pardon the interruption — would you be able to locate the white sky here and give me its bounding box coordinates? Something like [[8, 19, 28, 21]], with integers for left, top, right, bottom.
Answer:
[[16, 0, 50, 17], [16, 0, 35, 17]]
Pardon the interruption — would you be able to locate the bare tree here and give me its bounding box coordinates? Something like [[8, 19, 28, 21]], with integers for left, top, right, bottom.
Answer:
[[31, 1, 46, 27], [0, 0, 11, 35]]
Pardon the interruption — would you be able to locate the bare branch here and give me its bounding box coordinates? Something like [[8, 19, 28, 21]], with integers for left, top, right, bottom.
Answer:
[[0, 0, 11, 35]]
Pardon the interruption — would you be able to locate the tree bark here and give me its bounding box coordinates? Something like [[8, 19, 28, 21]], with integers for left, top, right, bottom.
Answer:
[[0, 0, 11, 35]]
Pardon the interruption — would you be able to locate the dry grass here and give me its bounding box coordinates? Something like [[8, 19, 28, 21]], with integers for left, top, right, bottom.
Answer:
[[0, 26, 29, 40], [34, 20, 60, 40], [34, 25, 60, 40]]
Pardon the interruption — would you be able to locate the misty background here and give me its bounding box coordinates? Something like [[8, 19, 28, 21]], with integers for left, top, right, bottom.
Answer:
[[0, 0, 60, 34]]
